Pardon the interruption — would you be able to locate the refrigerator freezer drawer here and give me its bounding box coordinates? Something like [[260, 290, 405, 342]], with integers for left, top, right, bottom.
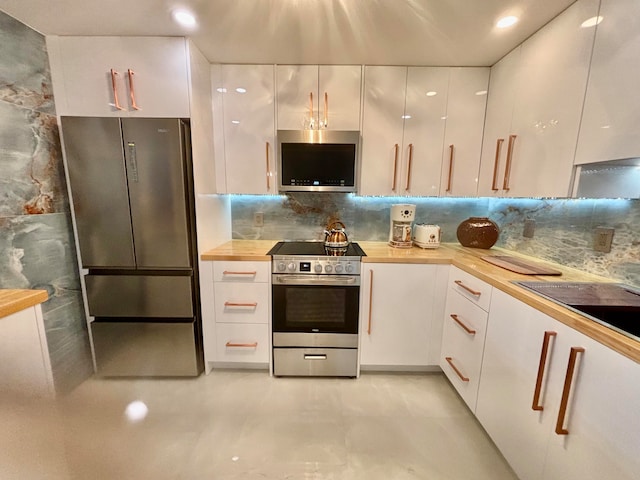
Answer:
[[86, 274, 193, 318], [91, 320, 201, 376]]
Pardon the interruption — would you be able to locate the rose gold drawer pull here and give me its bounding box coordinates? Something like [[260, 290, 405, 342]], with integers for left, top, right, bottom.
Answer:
[[309, 92, 314, 127], [224, 302, 258, 308], [454, 280, 481, 297], [127, 69, 140, 110], [367, 269, 374, 335], [225, 342, 258, 348], [110, 69, 125, 111], [446, 144, 454, 192], [450, 314, 476, 335], [405, 143, 414, 191], [532, 331, 557, 411], [265, 142, 271, 190], [445, 357, 469, 382], [323, 91, 328, 128], [503, 134, 517, 191], [555, 346, 585, 435], [392, 144, 399, 191], [491, 138, 504, 191], [223, 271, 257, 276]]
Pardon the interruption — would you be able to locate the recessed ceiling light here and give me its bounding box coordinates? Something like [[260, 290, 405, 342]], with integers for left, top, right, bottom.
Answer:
[[496, 16, 519, 29], [231, 120, 240, 124], [172, 9, 197, 28], [581, 16, 603, 28], [216, 87, 227, 93], [235, 88, 247, 93], [475, 90, 488, 96], [426, 91, 437, 97], [402, 115, 412, 119]]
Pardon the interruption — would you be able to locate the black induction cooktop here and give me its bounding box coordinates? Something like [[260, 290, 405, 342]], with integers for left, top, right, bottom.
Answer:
[[267, 241, 366, 257], [515, 281, 640, 340]]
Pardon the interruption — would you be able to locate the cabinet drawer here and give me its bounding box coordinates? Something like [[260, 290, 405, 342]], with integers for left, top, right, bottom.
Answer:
[[440, 289, 489, 411], [213, 283, 269, 324], [448, 266, 492, 311], [213, 261, 270, 283], [214, 323, 269, 363]]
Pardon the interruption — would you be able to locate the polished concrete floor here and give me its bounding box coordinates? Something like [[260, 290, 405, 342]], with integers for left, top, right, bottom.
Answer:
[[3, 371, 518, 479]]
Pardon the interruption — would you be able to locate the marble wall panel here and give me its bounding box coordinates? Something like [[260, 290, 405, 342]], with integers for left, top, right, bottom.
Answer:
[[0, 11, 55, 114], [230, 194, 640, 287], [0, 9, 91, 394]]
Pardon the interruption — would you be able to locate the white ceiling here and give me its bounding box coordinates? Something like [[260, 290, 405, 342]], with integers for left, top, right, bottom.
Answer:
[[0, 0, 577, 66]]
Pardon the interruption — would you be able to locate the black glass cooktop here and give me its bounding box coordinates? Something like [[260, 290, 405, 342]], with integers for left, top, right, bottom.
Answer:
[[267, 241, 365, 257]]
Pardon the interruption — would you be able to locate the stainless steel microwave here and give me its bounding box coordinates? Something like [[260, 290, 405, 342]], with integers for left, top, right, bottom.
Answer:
[[277, 130, 360, 193]]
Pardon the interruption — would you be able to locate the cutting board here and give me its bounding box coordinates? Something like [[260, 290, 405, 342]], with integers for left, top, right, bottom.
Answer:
[[481, 255, 563, 276]]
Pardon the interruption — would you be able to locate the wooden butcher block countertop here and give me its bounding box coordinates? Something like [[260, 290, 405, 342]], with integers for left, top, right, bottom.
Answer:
[[0, 289, 49, 319]]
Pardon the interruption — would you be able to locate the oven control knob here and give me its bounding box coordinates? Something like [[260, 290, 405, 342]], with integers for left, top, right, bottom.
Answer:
[[314, 264, 323, 273], [324, 264, 333, 273], [345, 263, 354, 273], [287, 262, 296, 272], [277, 262, 286, 271], [335, 264, 344, 273]]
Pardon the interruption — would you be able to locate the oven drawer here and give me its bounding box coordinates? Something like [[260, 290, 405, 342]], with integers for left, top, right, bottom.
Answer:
[[273, 348, 358, 377], [214, 323, 269, 363], [213, 261, 270, 283], [214, 283, 269, 324]]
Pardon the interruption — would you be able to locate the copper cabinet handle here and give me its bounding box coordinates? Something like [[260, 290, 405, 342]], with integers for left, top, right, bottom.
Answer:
[[503, 134, 517, 191], [445, 357, 469, 382], [367, 269, 374, 335], [446, 144, 454, 192], [110, 69, 125, 111], [323, 91, 328, 128], [454, 280, 481, 297], [532, 331, 557, 411], [222, 271, 257, 276], [405, 143, 414, 191], [392, 144, 399, 191], [127, 69, 140, 110], [225, 342, 258, 348], [224, 302, 258, 308], [309, 92, 314, 128], [450, 314, 476, 335], [555, 346, 585, 435], [265, 142, 271, 191], [491, 138, 504, 191]]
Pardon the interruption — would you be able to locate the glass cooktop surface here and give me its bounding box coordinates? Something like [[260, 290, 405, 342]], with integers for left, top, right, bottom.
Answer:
[[268, 241, 365, 257]]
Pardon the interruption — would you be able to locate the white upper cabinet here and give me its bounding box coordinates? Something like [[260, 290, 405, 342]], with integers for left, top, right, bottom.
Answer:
[[46, 36, 190, 118], [478, 0, 599, 197], [276, 65, 362, 130], [575, 0, 640, 164], [361, 66, 488, 197], [361, 66, 448, 197], [212, 64, 276, 194], [440, 68, 490, 197]]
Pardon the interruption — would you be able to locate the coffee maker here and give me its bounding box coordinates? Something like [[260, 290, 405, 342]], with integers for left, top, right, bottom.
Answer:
[[389, 204, 416, 248]]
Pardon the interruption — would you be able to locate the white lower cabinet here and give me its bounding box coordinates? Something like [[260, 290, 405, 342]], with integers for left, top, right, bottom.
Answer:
[[440, 282, 490, 411], [476, 288, 640, 480], [359, 263, 447, 368], [209, 260, 271, 367]]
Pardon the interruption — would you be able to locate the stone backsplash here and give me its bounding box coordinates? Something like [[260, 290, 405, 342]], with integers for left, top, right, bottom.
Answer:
[[231, 194, 640, 288], [0, 11, 92, 393]]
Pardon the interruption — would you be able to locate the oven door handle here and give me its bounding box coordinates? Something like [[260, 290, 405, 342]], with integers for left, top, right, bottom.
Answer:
[[272, 275, 360, 286]]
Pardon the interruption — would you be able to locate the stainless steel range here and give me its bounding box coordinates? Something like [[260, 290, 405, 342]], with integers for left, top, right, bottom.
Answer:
[[268, 241, 366, 377]]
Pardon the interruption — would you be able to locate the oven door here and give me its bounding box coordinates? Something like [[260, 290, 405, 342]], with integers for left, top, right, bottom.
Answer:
[[272, 274, 360, 335]]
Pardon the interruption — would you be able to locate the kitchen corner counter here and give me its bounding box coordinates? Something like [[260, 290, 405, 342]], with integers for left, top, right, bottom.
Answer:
[[200, 240, 277, 261], [0, 289, 49, 319]]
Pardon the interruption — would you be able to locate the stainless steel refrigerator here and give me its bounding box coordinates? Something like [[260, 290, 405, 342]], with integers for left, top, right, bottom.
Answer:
[[61, 117, 203, 376]]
